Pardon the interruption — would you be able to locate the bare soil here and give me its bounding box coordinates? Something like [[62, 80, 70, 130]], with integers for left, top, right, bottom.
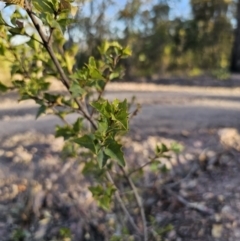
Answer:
[[1, 79, 240, 240]]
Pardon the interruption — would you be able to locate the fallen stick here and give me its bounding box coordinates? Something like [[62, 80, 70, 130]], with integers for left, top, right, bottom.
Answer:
[[163, 186, 215, 215]]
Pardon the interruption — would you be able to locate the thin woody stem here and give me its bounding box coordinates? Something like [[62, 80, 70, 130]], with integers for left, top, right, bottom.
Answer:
[[120, 166, 148, 241], [106, 171, 141, 235], [26, 9, 97, 130]]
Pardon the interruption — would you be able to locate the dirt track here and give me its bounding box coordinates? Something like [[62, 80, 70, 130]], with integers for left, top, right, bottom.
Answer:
[[1, 83, 240, 137], [1, 83, 240, 241]]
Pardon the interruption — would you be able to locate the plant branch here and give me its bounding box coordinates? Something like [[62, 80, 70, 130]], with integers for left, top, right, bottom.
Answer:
[[98, 80, 108, 100], [106, 171, 140, 235], [164, 186, 214, 215], [128, 152, 166, 176], [48, 27, 55, 44], [26, 10, 69, 87], [26, 9, 97, 130], [27, 34, 44, 45], [52, 106, 71, 126], [165, 163, 199, 188], [128, 160, 156, 177], [120, 166, 148, 241], [90, 79, 109, 117], [129, 103, 141, 120], [12, 51, 31, 79]]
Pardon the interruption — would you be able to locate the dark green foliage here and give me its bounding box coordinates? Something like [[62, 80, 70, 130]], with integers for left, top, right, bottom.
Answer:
[[69, 0, 235, 78]]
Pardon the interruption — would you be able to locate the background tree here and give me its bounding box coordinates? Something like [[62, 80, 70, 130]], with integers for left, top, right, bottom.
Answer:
[[190, 0, 233, 71], [231, 0, 240, 72], [1, 0, 238, 81]]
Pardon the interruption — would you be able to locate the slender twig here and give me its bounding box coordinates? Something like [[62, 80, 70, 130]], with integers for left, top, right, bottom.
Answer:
[[27, 34, 44, 45], [120, 166, 148, 241], [164, 186, 214, 215], [90, 79, 109, 117], [26, 9, 97, 130], [106, 171, 140, 235], [165, 163, 199, 188], [47, 27, 55, 44], [0, 23, 10, 27], [129, 103, 141, 120], [52, 106, 71, 126], [12, 51, 31, 79], [128, 152, 166, 177], [25, 94, 72, 126], [97, 79, 109, 101], [26, 9, 69, 86], [128, 160, 157, 177], [90, 55, 121, 117], [0, 11, 43, 46]]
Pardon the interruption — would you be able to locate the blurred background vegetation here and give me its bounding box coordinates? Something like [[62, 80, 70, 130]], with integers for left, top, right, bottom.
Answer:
[[2, 0, 240, 81], [71, 0, 239, 81]]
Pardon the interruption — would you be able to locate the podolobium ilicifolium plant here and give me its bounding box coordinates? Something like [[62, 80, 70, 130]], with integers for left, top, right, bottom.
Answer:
[[0, 0, 174, 240], [0, 0, 131, 170]]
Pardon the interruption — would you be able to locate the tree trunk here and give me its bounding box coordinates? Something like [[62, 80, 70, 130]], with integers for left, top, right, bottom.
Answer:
[[231, 0, 240, 72]]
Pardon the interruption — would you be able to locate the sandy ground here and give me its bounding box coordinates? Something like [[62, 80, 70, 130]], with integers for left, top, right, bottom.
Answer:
[[1, 82, 240, 240]]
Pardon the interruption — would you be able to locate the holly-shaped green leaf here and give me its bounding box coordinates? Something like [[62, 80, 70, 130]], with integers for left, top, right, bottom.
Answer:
[[97, 149, 109, 168], [69, 81, 86, 98], [55, 125, 74, 140], [104, 140, 125, 166], [74, 134, 97, 153], [36, 105, 47, 119]]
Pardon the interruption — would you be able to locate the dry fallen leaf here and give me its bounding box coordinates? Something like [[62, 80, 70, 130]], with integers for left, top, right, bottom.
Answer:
[[211, 224, 223, 238]]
